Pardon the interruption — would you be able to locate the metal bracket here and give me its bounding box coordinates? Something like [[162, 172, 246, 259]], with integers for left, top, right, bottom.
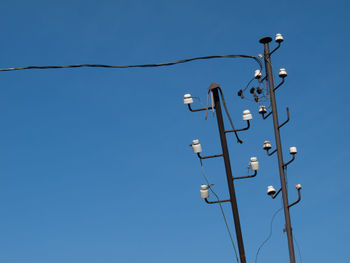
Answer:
[[271, 188, 282, 199], [288, 189, 301, 208], [278, 107, 290, 129], [225, 120, 250, 133], [274, 77, 285, 91], [233, 170, 257, 180], [205, 198, 230, 204], [187, 104, 209, 112], [283, 153, 296, 168], [266, 148, 277, 156], [270, 42, 281, 56], [197, 153, 223, 160], [262, 111, 272, 120]]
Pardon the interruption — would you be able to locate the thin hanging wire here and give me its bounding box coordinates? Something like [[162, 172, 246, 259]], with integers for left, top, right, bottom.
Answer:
[[0, 54, 262, 72], [294, 235, 303, 263], [199, 159, 239, 263], [255, 207, 283, 263]]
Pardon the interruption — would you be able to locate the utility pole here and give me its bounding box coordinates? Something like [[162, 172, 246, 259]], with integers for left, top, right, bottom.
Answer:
[[259, 36, 296, 263], [212, 86, 246, 263], [185, 83, 257, 263]]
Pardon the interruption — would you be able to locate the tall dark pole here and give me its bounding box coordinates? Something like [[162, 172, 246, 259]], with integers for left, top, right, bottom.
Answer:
[[212, 87, 246, 263], [259, 37, 296, 263]]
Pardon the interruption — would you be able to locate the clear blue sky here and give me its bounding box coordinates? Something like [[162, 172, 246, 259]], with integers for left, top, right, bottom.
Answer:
[[0, 1, 349, 262]]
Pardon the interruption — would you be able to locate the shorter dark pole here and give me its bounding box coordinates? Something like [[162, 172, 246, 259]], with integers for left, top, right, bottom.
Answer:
[[212, 86, 246, 263]]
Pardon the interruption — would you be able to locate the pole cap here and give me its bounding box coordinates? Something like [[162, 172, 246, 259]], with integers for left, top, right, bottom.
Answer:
[[259, 37, 273, 44]]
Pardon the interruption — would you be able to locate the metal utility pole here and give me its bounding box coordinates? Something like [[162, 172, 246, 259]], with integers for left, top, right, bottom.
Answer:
[[186, 83, 251, 263], [212, 87, 246, 263], [259, 36, 296, 263]]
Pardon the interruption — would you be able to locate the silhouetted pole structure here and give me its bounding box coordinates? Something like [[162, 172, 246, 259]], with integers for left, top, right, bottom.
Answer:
[[212, 86, 247, 263], [259, 36, 296, 263]]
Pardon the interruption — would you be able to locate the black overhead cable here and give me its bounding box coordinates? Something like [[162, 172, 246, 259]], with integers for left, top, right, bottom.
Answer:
[[0, 54, 262, 72]]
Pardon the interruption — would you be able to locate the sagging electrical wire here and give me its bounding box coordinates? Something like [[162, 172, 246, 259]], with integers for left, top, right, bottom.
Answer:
[[199, 159, 239, 263], [294, 235, 303, 263], [255, 207, 283, 263], [0, 54, 262, 72]]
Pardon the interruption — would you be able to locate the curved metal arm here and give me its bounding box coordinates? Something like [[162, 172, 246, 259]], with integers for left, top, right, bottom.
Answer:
[[278, 107, 290, 129], [197, 153, 223, 160], [225, 120, 250, 133], [233, 170, 257, 180], [288, 189, 301, 208], [262, 111, 272, 120], [258, 75, 267, 83], [187, 104, 209, 112], [271, 188, 282, 199], [270, 42, 281, 56], [266, 148, 277, 156], [205, 198, 230, 204], [283, 153, 296, 168], [274, 77, 285, 91]]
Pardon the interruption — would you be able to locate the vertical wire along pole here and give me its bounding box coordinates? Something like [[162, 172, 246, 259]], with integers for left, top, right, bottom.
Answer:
[[212, 87, 246, 263], [259, 37, 296, 263]]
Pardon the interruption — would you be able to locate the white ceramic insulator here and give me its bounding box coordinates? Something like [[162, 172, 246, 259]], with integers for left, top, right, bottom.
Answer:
[[243, 110, 252, 121], [250, 157, 259, 171], [254, 69, 262, 79], [259, 105, 267, 113], [289, 146, 297, 154], [200, 185, 209, 199], [275, 33, 284, 42], [184, 94, 194, 104], [279, 68, 287, 78], [296, 184, 302, 190], [192, 139, 202, 154], [267, 185, 276, 195], [263, 140, 272, 149]]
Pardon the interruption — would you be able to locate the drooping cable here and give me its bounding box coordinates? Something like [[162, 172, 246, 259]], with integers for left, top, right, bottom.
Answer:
[[0, 54, 262, 72], [254, 207, 283, 263], [199, 159, 239, 263], [294, 235, 303, 263]]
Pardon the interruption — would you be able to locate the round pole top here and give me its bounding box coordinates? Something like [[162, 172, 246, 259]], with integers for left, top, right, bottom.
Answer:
[[259, 37, 272, 44]]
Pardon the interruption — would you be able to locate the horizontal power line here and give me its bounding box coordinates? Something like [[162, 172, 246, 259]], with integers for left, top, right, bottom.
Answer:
[[0, 54, 262, 72]]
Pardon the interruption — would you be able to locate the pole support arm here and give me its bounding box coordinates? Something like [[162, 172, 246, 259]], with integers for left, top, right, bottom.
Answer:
[[187, 104, 209, 112], [271, 188, 282, 199], [266, 148, 277, 156], [225, 120, 250, 133], [197, 153, 223, 160], [288, 189, 301, 208], [270, 42, 281, 56], [262, 111, 272, 120], [283, 153, 296, 168], [274, 77, 285, 91], [204, 198, 230, 204], [278, 107, 290, 129], [233, 170, 257, 180]]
